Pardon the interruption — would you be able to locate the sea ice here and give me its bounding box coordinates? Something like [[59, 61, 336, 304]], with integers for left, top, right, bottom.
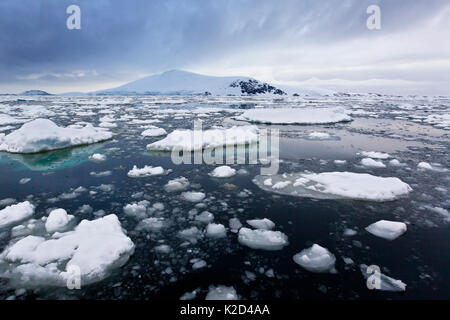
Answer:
[[0, 201, 35, 229], [253, 171, 412, 201], [45, 209, 74, 233], [358, 151, 391, 159], [209, 165, 236, 178], [238, 228, 288, 251], [205, 285, 238, 300], [246, 218, 275, 230], [237, 107, 352, 124], [164, 177, 190, 192], [292, 244, 336, 273], [127, 165, 165, 178], [206, 223, 227, 239], [365, 220, 407, 240], [361, 158, 386, 168], [141, 127, 167, 137], [0, 214, 134, 287], [0, 119, 112, 153], [147, 125, 258, 151], [89, 153, 107, 162], [182, 192, 206, 202]]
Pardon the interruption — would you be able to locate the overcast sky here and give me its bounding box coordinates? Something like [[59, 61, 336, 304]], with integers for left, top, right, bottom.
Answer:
[[0, 0, 449, 95]]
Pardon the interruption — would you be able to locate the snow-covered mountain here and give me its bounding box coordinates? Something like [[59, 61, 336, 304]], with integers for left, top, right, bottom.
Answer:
[[90, 70, 327, 96]]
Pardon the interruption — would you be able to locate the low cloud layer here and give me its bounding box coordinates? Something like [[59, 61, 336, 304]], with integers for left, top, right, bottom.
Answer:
[[0, 0, 449, 95]]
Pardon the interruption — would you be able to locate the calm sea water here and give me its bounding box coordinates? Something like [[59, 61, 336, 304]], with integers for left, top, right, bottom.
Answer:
[[0, 95, 448, 300]]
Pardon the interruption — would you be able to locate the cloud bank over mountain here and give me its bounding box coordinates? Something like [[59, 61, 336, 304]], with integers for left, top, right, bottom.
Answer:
[[0, 0, 449, 95]]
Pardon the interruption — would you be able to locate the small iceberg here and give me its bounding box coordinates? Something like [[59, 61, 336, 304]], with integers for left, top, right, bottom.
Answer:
[[253, 171, 412, 201], [236, 107, 352, 125], [0, 214, 134, 287], [147, 125, 258, 151], [360, 264, 406, 292], [293, 244, 336, 273], [365, 220, 407, 240], [0, 119, 112, 153], [238, 227, 288, 251]]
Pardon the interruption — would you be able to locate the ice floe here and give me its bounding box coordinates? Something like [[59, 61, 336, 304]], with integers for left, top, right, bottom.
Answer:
[[206, 223, 227, 239], [0, 201, 35, 229], [45, 209, 74, 233], [209, 165, 236, 178], [238, 227, 288, 251], [246, 218, 275, 230], [0, 214, 134, 287], [360, 264, 406, 292], [0, 119, 112, 153], [147, 125, 258, 151], [127, 165, 166, 178], [205, 285, 238, 300], [181, 192, 206, 203], [358, 151, 391, 159], [141, 127, 167, 137], [360, 158, 386, 168], [164, 177, 190, 192], [293, 244, 336, 273], [253, 172, 412, 201], [88, 153, 107, 162], [236, 107, 352, 124], [365, 220, 407, 240]]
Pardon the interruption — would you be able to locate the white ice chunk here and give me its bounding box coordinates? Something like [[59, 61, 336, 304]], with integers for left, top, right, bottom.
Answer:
[[206, 223, 227, 239], [127, 165, 165, 178], [293, 244, 336, 273], [0, 214, 134, 287], [253, 171, 412, 201], [182, 191, 206, 203], [238, 107, 352, 124], [238, 228, 288, 251], [0, 119, 112, 153], [209, 165, 236, 178], [45, 209, 74, 233], [147, 125, 258, 151], [164, 177, 190, 192], [361, 158, 386, 168], [89, 153, 107, 162], [358, 151, 391, 159], [246, 218, 275, 230], [205, 285, 238, 300], [141, 127, 167, 137], [365, 220, 407, 240], [0, 201, 35, 229]]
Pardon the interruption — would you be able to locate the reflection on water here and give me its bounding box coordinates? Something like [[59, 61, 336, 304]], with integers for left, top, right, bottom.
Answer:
[[0, 143, 106, 171]]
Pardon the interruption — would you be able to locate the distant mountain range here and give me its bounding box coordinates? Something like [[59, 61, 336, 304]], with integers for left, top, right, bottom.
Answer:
[[21, 90, 52, 96], [10, 70, 332, 96], [83, 70, 330, 96]]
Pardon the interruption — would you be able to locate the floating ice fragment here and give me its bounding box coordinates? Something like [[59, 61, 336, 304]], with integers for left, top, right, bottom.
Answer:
[[365, 220, 407, 240], [0, 201, 35, 229], [238, 228, 288, 251], [237, 107, 352, 124], [182, 192, 206, 203], [205, 285, 238, 300], [45, 209, 74, 233], [127, 165, 165, 178], [0, 119, 112, 153], [293, 244, 336, 273], [253, 172, 412, 201], [209, 165, 236, 178], [246, 218, 275, 230]]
